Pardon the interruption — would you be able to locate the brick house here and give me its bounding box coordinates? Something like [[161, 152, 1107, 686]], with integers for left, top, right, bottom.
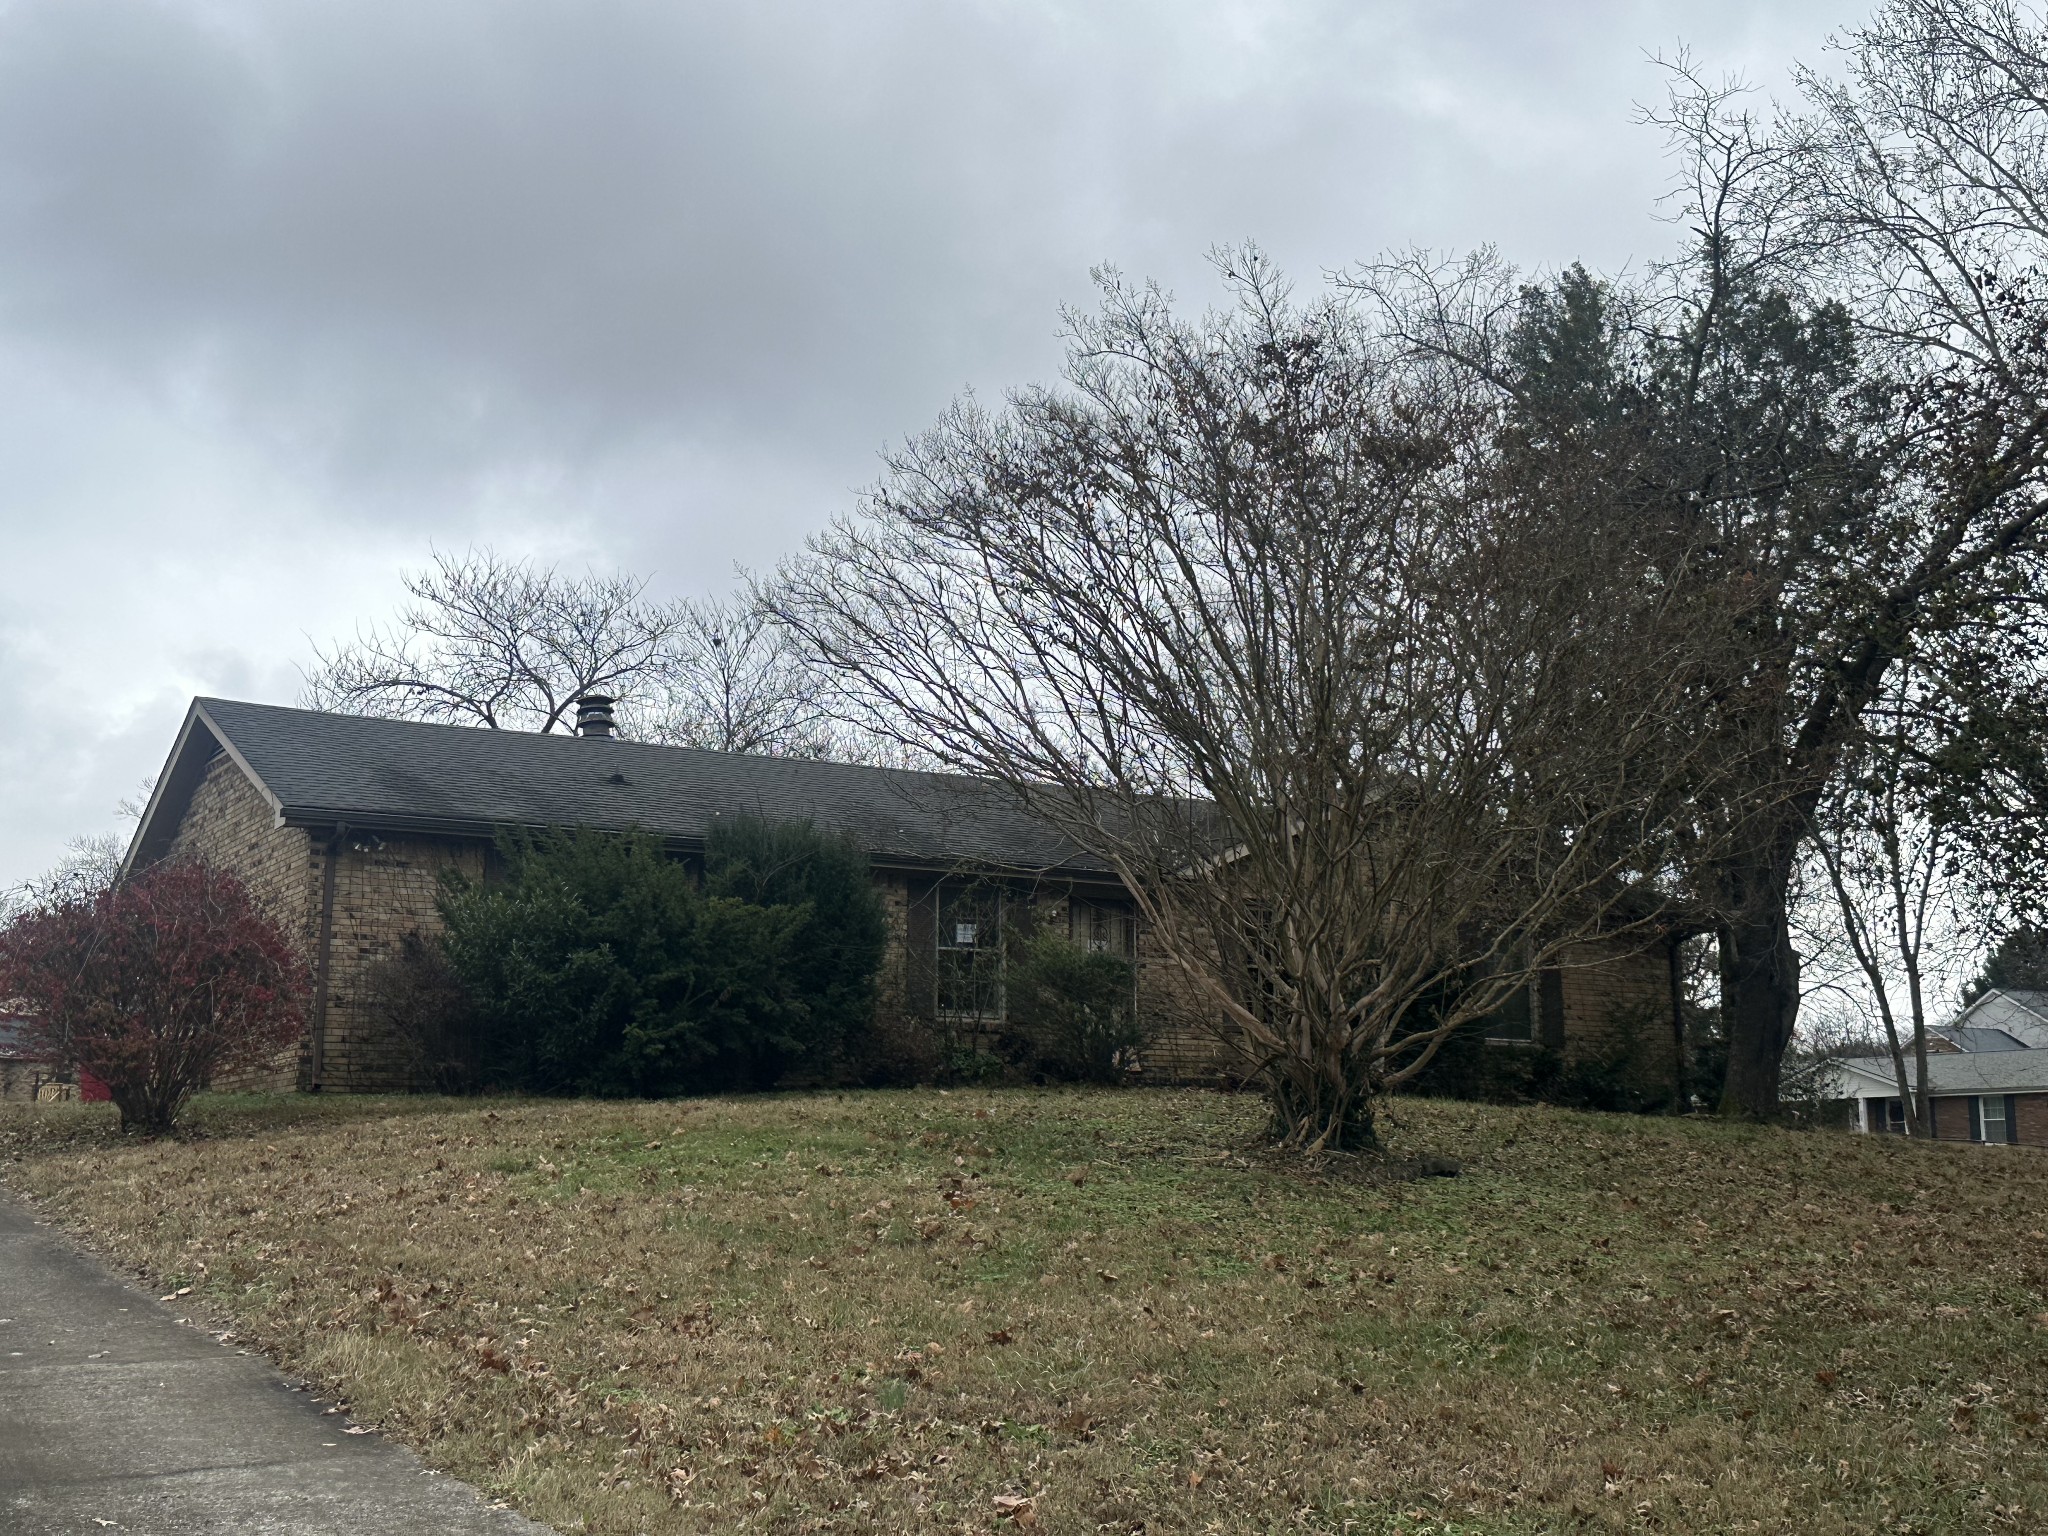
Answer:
[[0, 1010, 68, 1102], [124, 696, 1689, 1095], [1820, 991, 2048, 1147]]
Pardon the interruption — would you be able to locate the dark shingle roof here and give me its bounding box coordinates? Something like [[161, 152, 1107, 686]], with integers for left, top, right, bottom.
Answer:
[[1934, 1026, 2029, 1053], [134, 698, 1115, 877]]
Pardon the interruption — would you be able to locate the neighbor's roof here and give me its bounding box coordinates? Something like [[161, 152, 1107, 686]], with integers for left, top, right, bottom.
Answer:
[[126, 698, 1120, 878], [1933, 1026, 2029, 1053], [1825, 1048, 2048, 1097], [1949, 990, 2048, 1049]]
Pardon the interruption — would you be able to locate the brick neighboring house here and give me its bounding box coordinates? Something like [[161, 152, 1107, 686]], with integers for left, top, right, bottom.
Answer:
[[124, 696, 1690, 1095], [1820, 990, 2048, 1146], [0, 1010, 67, 1102]]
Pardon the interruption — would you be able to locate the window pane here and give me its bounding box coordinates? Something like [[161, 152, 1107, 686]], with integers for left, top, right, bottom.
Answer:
[[1483, 980, 1534, 1041], [1981, 1095, 2007, 1143], [937, 885, 1004, 1019], [1070, 898, 1135, 956]]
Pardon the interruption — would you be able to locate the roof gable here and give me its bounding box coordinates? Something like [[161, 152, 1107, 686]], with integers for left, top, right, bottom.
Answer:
[[128, 698, 1117, 878], [1950, 990, 2048, 1049]]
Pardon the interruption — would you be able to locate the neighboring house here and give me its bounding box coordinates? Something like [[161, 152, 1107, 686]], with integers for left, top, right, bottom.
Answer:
[[1818, 990, 2048, 1146], [0, 1011, 67, 1102], [1938, 988, 2048, 1049], [124, 696, 1688, 1095]]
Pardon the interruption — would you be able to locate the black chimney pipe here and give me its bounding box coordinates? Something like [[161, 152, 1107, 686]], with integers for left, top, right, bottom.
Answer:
[[575, 695, 617, 738]]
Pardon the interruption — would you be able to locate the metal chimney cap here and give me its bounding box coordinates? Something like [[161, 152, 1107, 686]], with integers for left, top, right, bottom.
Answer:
[[574, 695, 617, 738]]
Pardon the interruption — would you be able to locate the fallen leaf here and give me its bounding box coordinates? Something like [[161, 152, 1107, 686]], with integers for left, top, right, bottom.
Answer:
[[992, 1492, 1037, 1525], [985, 1329, 1015, 1345]]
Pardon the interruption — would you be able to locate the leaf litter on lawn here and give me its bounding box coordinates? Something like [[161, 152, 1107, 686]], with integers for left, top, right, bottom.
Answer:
[[4, 1086, 2047, 1535]]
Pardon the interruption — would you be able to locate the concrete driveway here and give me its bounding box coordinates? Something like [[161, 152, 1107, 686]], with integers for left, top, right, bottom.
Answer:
[[0, 1195, 552, 1535]]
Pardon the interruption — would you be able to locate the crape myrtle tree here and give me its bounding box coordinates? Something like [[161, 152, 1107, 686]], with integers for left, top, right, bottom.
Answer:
[[1363, 3, 2048, 1117], [772, 256, 1720, 1152], [0, 862, 306, 1134]]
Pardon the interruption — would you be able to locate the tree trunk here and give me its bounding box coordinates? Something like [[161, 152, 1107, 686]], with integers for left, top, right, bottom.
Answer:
[[1718, 904, 1802, 1120], [1261, 1020, 1378, 1152]]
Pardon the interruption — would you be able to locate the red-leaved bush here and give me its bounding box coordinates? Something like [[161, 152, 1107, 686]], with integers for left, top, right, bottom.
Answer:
[[0, 861, 307, 1133]]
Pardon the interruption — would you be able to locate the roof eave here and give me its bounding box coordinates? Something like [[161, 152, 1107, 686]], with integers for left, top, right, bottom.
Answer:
[[272, 805, 1121, 883]]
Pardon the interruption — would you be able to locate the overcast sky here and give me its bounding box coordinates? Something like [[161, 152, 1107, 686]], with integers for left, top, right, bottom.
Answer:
[[0, 0, 1861, 885]]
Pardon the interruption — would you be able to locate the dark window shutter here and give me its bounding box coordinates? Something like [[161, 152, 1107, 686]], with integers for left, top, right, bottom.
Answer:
[[2007, 1095, 2020, 1145], [904, 876, 938, 1022], [1538, 967, 1566, 1050], [1007, 885, 1037, 943], [1001, 886, 1036, 1031], [1969, 1096, 1983, 1142]]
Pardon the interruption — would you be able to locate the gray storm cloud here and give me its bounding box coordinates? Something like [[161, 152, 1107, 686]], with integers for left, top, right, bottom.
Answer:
[[0, 0, 1855, 882]]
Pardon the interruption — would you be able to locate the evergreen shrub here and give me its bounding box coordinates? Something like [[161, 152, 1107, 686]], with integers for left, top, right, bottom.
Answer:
[[439, 823, 883, 1096]]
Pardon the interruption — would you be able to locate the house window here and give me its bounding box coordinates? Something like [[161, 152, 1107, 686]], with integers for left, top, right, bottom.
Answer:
[[1871, 1097, 1907, 1134], [1483, 977, 1536, 1042], [1975, 1094, 2013, 1144], [936, 884, 1005, 1020], [1069, 897, 1135, 957]]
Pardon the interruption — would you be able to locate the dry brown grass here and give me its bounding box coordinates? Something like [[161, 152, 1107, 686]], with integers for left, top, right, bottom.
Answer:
[[3, 1088, 2045, 1535]]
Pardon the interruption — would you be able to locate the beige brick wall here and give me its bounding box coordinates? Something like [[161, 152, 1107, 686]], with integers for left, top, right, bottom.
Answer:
[[165, 753, 320, 1091], [870, 869, 912, 1029], [155, 762, 1685, 1102], [317, 834, 488, 1091], [1555, 934, 1681, 1092], [161, 754, 488, 1092], [167, 753, 320, 952]]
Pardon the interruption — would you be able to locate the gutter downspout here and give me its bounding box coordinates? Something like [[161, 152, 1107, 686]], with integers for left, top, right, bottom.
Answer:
[[308, 822, 347, 1092]]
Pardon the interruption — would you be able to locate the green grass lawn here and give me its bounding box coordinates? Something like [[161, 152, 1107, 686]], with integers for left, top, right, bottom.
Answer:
[[3, 1087, 2044, 1535]]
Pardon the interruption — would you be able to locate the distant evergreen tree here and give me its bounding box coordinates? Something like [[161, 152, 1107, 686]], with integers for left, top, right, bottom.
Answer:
[[1964, 929, 2048, 1003]]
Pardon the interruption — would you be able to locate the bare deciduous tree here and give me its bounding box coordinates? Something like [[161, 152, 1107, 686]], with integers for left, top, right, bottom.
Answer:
[[1, 833, 126, 922], [642, 592, 839, 757], [302, 551, 858, 759], [773, 257, 1716, 1152], [1810, 667, 1962, 1135], [301, 549, 689, 733]]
